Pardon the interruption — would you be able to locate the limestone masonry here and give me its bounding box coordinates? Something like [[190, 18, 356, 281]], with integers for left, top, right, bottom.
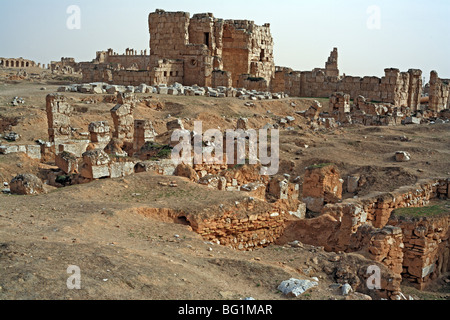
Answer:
[[74, 9, 450, 114]]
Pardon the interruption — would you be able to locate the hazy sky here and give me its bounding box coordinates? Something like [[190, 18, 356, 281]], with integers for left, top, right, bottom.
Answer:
[[1, 0, 448, 81]]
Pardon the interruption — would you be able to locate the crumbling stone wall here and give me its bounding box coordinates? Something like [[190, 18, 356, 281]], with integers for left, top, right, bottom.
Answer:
[[0, 58, 37, 68], [272, 48, 427, 110], [298, 66, 422, 108], [301, 164, 343, 213], [325, 48, 339, 77], [365, 226, 405, 276], [211, 70, 232, 88], [280, 179, 449, 251], [82, 9, 275, 90], [112, 70, 153, 87], [222, 19, 275, 87], [237, 76, 269, 92], [330, 92, 350, 113], [46, 94, 73, 144], [389, 213, 449, 290], [110, 93, 135, 141], [89, 121, 111, 146], [98, 48, 150, 70], [191, 200, 288, 251], [428, 71, 450, 112], [133, 120, 156, 153], [50, 57, 81, 74], [188, 13, 224, 70], [279, 178, 449, 291], [325, 95, 407, 127]]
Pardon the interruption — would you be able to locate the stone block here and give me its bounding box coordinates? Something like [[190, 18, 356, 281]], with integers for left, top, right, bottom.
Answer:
[[55, 151, 79, 174], [10, 173, 45, 195], [110, 161, 136, 179], [26, 145, 42, 160], [395, 151, 411, 162]]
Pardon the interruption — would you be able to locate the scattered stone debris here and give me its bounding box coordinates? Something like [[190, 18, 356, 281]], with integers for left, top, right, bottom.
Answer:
[[11, 97, 25, 106], [277, 278, 319, 297], [10, 174, 45, 195], [395, 151, 411, 162], [3, 132, 20, 141], [341, 283, 353, 296]]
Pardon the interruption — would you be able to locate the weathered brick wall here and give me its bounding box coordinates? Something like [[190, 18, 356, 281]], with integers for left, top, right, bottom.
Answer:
[[222, 20, 275, 87], [191, 201, 288, 250], [103, 54, 151, 71], [295, 67, 422, 108], [211, 70, 232, 88], [188, 13, 224, 70], [237, 75, 269, 92], [365, 226, 405, 276], [280, 178, 449, 253], [148, 10, 190, 61], [113, 70, 153, 87], [389, 214, 449, 290], [301, 164, 343, 213], [271, 67, 291, 93], [182, 45, 213, 87], [361, 179, 444, 229], [325, 48, 339, 77], [81, 64, 112, 84]]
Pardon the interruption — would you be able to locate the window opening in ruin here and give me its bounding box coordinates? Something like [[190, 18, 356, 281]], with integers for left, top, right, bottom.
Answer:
[[164, 71, 167, 77], [204, 32, 210, 48], [260, 49, 265, 62]]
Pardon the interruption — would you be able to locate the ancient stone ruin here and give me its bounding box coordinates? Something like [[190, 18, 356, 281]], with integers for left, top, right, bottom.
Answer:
[[0, 57, 37, 68], [0, 7, 448, 301], [82, 9, 275, 89]]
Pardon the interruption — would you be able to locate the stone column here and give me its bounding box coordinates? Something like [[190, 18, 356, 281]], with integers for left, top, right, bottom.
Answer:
[[133, 120, 157, 152], [110, 93, 135, 141], [46, 94, 73, 144]]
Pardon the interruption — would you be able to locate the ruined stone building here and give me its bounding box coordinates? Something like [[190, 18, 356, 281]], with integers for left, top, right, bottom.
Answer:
[[82, 9, 275, 89], [0, 57, 37, 68], [50, 57, 82, 74], [148, 10, 274, 88], [78, 9, 450, 113]]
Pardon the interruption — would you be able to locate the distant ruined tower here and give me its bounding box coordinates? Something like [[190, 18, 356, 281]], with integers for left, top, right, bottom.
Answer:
[[325, 48, 339, 77]]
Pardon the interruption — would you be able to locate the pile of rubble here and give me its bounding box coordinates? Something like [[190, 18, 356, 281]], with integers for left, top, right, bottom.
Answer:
[[11, 97, 25, 106], [301, 92, 450, 130], [58, 82, 288, 101]]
